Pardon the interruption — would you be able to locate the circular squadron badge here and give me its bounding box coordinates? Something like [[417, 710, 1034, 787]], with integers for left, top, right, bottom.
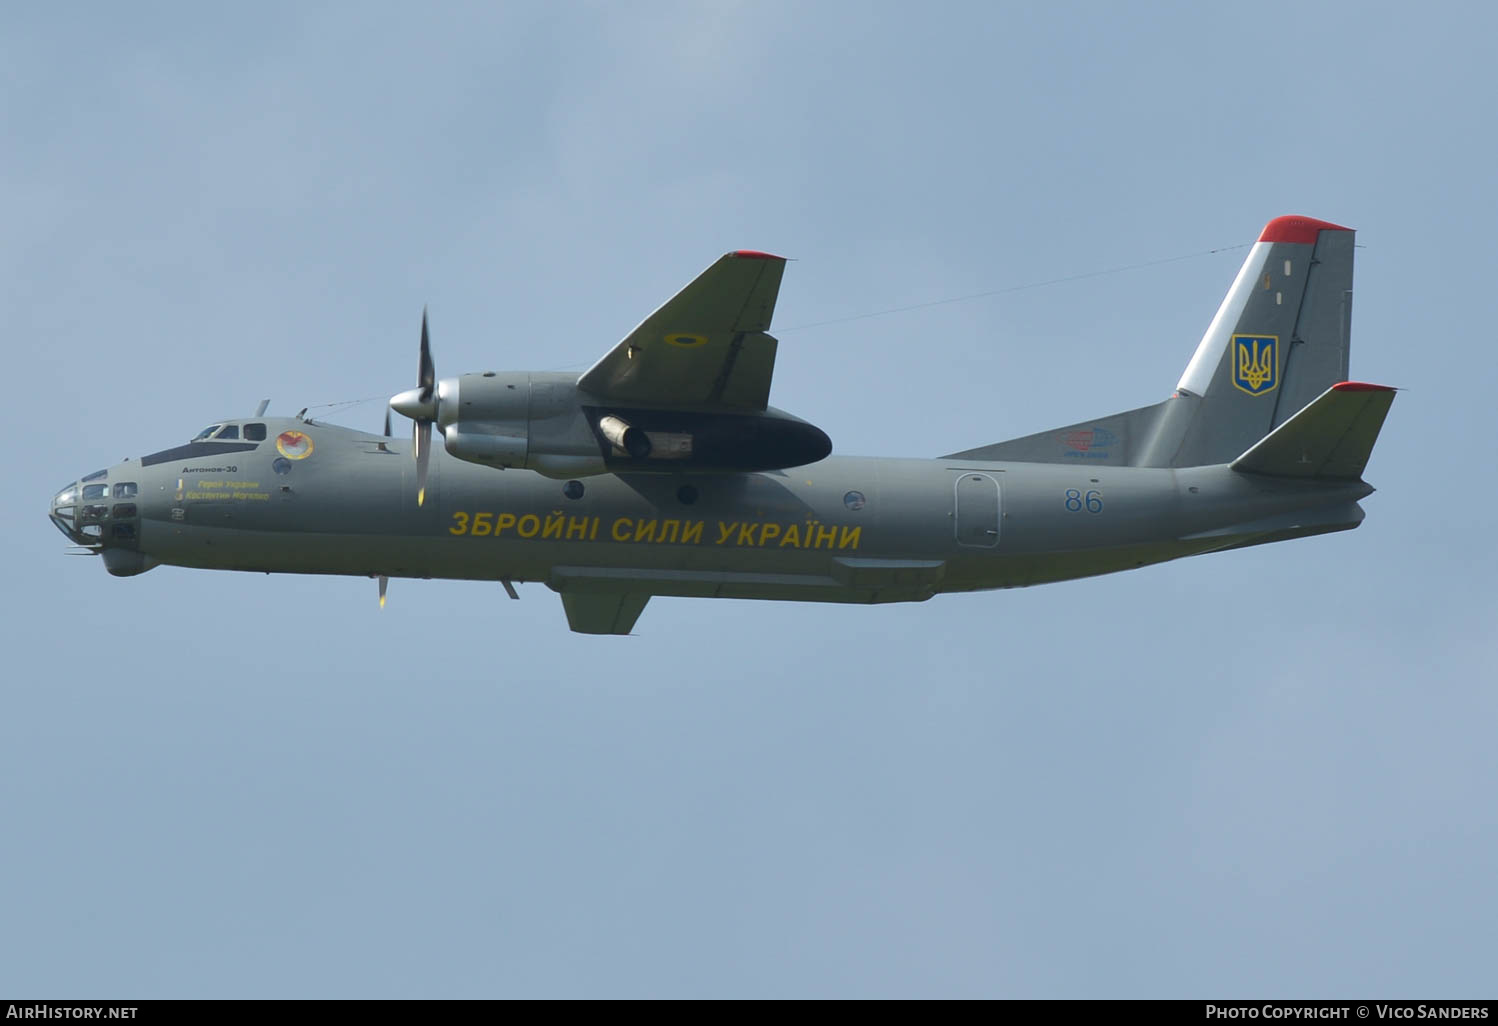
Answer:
[[276, 430, 314, 460]]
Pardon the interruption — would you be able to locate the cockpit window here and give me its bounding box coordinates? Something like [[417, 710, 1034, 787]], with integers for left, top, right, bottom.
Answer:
[[216, 425, 241, 440], [83, 483, 109, 501], [112, 482, 137, 499], [244, 423, 266, 441], [194, 425, 223, 441]]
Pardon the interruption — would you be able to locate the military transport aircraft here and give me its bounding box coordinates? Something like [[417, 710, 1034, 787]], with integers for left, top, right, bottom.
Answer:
[[50, 215, 1394, 634]]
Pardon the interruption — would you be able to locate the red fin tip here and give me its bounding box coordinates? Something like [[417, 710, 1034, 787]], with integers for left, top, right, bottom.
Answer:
[[1259, 215, 1354, 244]]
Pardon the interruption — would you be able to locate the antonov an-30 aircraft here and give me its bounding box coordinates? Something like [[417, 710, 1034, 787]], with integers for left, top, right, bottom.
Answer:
[[50, 215, 1394, 634]]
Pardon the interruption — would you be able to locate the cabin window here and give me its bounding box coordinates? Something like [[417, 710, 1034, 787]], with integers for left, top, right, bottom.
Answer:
[[194, 425, 223, 441], [111, 523, 136, 540], [215, 425, 241, 440], [244, 423, 266, 441], [112, 503, 138, 518], [83, 484, 109, 500], [113, 482, 137, 498]]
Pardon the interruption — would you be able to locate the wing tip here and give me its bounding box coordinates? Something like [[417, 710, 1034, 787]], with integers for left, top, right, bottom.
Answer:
[[1259, 215, 1355, 244]]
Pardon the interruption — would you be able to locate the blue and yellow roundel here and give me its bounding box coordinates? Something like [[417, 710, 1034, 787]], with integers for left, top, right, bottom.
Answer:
[[665, 333, 708, 348], [1232, 335, 1279, 396]]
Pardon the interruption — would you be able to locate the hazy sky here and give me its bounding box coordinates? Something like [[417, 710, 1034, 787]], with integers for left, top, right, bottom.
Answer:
[[4, 1, 1494, 998]]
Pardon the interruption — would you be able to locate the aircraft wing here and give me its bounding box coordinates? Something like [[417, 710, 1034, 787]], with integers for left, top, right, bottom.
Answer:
[[577, 251, 786, 411]]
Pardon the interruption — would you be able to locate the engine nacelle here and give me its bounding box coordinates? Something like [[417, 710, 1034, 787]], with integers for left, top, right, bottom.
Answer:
[[432, 370, 833, 479], [438, 371, 610, 478], [443, 427, 527, 466]]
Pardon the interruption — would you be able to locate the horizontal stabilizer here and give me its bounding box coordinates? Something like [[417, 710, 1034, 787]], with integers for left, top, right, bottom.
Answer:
[[1230, 382, 1395, 480]]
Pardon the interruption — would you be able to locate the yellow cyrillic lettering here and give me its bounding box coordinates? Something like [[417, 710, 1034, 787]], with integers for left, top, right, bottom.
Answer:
[[542, 512, 566, 539], [716, 521, 736, 544], [839, 526, 861, 550], [449, 512, 470, 536], [566, 516, 590, 540], [815, 524, 837, 548], [471, 512, 494, 537], [681, 520, 704, 544], [779, 524, 800, 547], [494, 512, 517, 536], [634, 519, 657, 543], [759, 523, 781, 546], [659, 519, 680, 543], [517, 514, 540, 538], [612, 517, 632, 542], [737, 523, 758, 546]]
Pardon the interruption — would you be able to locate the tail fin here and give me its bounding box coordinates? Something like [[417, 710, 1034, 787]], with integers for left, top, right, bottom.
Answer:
[[1230, 381, 1395, 480], [945, 215, 1362, 469], [1154, 215, 1357, 466]]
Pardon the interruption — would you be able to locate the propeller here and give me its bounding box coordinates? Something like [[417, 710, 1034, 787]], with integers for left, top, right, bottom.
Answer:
[[388, 308, 439, 506]]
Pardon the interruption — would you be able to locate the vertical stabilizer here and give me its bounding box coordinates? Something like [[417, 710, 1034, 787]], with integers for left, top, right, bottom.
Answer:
[[943, 216, 1363, 470], [1144, 215, 1356, 467]]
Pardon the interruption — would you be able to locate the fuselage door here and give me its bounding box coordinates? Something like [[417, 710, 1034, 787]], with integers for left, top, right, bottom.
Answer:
[[954, 473, 1000, 547]]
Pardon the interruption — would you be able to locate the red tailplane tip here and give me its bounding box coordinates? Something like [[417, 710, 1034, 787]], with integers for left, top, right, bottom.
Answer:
[[732, 250, 784, 260], [1259, 215, 1354, 244], [1332, 381, 1395, 392]]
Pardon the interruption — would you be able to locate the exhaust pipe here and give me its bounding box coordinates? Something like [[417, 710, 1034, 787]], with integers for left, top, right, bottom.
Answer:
[[598, 415, 652, 459]]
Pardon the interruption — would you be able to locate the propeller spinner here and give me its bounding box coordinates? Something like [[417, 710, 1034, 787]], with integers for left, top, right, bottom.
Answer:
[[388, 309, 439, 506]]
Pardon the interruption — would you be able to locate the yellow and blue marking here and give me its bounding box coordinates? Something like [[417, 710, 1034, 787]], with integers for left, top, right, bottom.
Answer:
[[1232, 335, 1278, 396]]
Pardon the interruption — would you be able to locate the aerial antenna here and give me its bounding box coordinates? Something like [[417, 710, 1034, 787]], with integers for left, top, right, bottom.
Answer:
[[254, 399, 270, 417]]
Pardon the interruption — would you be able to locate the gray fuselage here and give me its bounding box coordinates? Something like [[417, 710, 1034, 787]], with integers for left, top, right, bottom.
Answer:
[[53, 416, 1371, 607]]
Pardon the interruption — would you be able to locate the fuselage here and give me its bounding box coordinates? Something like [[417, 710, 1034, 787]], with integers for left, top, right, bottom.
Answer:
[[50, 416, 1372, 606]]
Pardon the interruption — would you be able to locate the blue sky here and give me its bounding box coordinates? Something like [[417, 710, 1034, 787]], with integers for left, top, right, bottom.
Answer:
[[4, 1, 1494, 997]]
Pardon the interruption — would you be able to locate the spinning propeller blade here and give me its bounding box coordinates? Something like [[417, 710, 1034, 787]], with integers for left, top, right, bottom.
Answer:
[[414, 419, 431, 507], [388, 307, 440, 507], [418, 309, 435, 402]]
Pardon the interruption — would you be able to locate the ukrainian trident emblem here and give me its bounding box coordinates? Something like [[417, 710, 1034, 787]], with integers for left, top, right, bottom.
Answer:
[[1232, 335, 1279, 396]]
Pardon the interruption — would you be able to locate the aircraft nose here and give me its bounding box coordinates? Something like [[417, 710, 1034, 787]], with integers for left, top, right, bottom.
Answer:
[[49, 473, 141, 548], [50, 472, 158, 576], [48, 479, 90, 545]]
